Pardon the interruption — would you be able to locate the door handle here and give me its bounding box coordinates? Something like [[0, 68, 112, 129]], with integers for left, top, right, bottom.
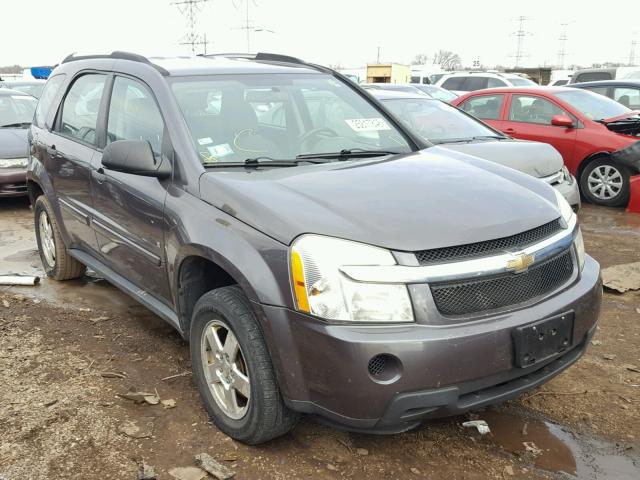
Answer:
[[92, 167, 107, 184], [46, 145, 61, 158], [504, 128, 516, 134]]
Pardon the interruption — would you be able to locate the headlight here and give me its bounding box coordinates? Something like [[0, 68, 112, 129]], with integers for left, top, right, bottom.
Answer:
[[0, 157, 28, 169], [554, 188, 575, 225], [290, 235, 413, 323], [574, 227, 586, 271], [561, 166, 573, 184]]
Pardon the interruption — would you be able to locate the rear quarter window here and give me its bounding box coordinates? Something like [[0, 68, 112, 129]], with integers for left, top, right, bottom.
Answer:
[[441, 77, 465, 91]]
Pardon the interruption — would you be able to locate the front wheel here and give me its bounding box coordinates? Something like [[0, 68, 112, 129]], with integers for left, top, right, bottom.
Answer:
[[190, 285, 297, 444], [579, 158, 630, 207]]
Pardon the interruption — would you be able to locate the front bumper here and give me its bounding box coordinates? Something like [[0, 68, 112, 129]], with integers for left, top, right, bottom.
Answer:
[[0, 168, 27, 197], [552, 176, 581, 211], [257, 255, 601, 433]]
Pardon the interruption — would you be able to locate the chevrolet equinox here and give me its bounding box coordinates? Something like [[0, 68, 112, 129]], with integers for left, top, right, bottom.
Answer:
[[27, 52, 602, 444]]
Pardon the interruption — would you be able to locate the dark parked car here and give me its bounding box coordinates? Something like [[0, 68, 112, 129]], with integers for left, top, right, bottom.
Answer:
[[28, 52, 601, 444], [570, 80, 640, 110], [0, 80, 46, 98], [0, 88, 37, 196], [369, 89, 580, 209]]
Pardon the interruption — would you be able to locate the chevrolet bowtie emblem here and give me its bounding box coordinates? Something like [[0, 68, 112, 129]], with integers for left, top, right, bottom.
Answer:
[[507, 253, 535, 273]]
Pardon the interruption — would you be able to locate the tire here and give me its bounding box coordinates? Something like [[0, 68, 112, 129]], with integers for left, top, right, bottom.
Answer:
[[579, 157, 630, 207], [34, 196, 86, 280], [190, 285, 297, 444]]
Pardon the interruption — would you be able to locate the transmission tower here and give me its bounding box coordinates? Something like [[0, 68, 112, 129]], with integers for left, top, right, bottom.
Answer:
[[510, 16, 532, 68], [233, 0, 272, 52], [172, 0, 211, 54], [557, 23, 568, 69]]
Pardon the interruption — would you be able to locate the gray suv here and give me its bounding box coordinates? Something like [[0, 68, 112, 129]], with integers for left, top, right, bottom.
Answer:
[[27, 52, 602, 444]]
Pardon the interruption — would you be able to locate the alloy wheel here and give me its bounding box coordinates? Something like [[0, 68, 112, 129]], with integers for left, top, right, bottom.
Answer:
[[39, 211, 56, 267], [587, 164, 623, 201], [201, 319, 250, 420]]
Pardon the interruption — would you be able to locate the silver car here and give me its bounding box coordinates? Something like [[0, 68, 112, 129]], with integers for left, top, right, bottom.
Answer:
[[370, 89, 580, 210]]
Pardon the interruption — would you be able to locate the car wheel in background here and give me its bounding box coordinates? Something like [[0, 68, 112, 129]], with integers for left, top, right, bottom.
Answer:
[[579, 157, 630, 207], [34, 196, 87, 280], [190, 285, 298, 444]]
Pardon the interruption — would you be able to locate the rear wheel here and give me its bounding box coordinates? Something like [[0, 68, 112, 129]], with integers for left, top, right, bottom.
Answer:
[[34, 196, 86, 280], [190, 285, 297, 444], [579, 157, 630, 207]]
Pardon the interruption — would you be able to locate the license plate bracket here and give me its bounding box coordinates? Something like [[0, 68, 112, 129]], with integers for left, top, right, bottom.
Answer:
[[512, 312, 574, 368]]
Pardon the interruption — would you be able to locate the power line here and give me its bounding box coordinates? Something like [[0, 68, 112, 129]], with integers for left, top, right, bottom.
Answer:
[[557, 23, 569, 69], [510, 16, 532, 68], [171, 0, 211, 54]]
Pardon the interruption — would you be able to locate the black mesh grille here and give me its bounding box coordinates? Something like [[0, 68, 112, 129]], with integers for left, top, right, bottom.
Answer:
[[368, 355, 387, 376], [416, 219, 562, 265], [431, 250, 574, 316]]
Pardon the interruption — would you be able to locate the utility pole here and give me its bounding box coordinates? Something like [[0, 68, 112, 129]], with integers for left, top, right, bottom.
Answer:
[[630, 39, 638, 66], [510, 16, 531, 68], [557, 23, 568, 69], [171, 0, 211, 54], [377, 46, 381, 63], [233, 0, 272, 52]]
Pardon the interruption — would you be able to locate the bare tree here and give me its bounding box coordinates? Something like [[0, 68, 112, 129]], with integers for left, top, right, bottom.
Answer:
[[411, 53, 429, 65], [432, 50, 462, 71]]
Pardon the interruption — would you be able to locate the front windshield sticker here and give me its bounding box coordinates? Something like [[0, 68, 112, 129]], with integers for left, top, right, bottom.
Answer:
[[345, 118, 391, 132], [198, 137, 213, 145], [207, 143, 234, 158]]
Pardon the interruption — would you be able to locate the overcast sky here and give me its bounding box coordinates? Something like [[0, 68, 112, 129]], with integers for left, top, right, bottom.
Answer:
[[1, 0, 638, 70]]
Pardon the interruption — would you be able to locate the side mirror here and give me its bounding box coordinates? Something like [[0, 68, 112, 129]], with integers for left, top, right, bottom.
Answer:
[[551, 115, 574, 128], [102, 140, 171, 178]]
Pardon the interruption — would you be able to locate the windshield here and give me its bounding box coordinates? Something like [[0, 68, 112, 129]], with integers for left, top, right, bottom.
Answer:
[[416, 85, 458, 102], [0, 94, 37, 127], [382, 97, 499, 143], [170, 73, 412, 164], [555, 89, 631, 120], [509, 77, 537, 87]]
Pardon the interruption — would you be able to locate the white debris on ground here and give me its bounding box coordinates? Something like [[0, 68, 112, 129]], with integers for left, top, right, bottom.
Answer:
[[462, 420, 491, 435]]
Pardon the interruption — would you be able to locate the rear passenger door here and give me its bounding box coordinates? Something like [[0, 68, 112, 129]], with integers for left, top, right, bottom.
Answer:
[[612, 87, 640, 110], [49, 73, 107, 253], [91, 75, 172, 303], [458, 94, 506, 130]]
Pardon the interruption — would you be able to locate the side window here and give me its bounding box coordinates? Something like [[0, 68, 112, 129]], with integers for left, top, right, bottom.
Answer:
[[107, 77, 164, 157], [462, 77, 488, 92], [584, 86, 609, 97], [442, 77, 465, 91], [487, 77, 507, 88], [460, 94, 504, 120], [509, 95, 567, 125], [58, 74, 106, 145], [613, 87, 640, 109], [34, 74, 66, 128], [575, 72, 613, 82]]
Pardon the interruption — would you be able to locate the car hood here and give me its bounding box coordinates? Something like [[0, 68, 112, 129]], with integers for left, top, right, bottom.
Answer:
[[0, 128, 28, 158], [440, 139, 564, 178], [199, 147, 561, 251], [601, 111, 640, 123]]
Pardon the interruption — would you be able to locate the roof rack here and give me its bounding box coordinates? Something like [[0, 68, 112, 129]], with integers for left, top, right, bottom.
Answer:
[[200, 52, 306, 66], [61, 51, 169, 75]]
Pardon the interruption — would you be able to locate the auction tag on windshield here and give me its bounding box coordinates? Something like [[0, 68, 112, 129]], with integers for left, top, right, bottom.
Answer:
[[198, 137, 213, 145], [207, 143, 233, 158], [345, 118, 391, 132]]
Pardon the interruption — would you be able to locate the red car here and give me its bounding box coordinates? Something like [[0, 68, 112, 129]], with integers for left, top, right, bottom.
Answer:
[[452, 87, 640, 207]]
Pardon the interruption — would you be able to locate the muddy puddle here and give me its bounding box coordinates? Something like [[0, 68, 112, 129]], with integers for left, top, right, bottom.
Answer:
[[482, 411, 639, 478]]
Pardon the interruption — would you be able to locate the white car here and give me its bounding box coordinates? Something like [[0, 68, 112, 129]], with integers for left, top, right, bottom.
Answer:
[[435, 72, 536, 95]]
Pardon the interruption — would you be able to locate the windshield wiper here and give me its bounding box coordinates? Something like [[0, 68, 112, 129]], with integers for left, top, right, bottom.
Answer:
[[203, 156, 325, 168], [0, 122, 31, 128], [471, 135, 507, 140], [296, 149, 398, 160], [432, 135, 505, 145]]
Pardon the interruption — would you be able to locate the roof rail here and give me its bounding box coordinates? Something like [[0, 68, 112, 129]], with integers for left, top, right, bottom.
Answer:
[[60, 51, 169, 75], [201, 52, 306, 65]]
